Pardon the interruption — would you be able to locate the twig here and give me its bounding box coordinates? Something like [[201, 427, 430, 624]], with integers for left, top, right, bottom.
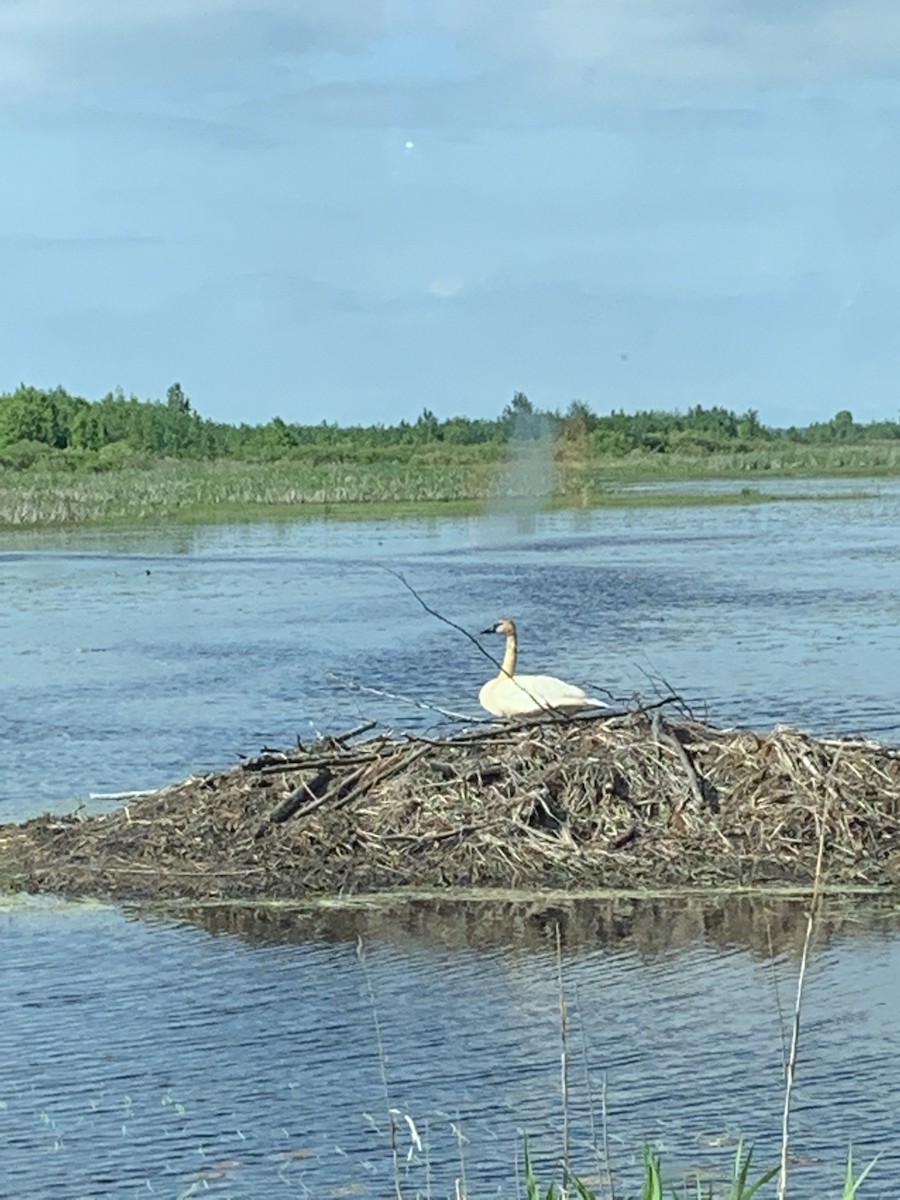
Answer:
[[556, 923, 571, 1188], [776, 750, 837, 1200], [357, 937, 403, 1200], [329, 674, 490, 724], [651, 711, 708, 814], [600, 1074, 616, 1200], [380, 566, 505, 672], [633, 688, 699, 726], [331, 745, 432, 814], [573, 980, 603, 1196], [96, 864, 266, 875], [451, 1116, 469, 1200], [286, 762, 370, 822], [331, 720, 379, 744], [764, 916, 789, 1076], [403, 708, 628, 747], [635, 664, 701, 721], [264, 768, 333, 827], [88, 788, 167, 802], [361, 824, 481, 848], [256, 754, 378, 775]]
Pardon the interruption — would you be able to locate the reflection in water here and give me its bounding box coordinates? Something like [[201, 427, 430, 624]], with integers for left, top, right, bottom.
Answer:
[[170, 891, 900, 960]]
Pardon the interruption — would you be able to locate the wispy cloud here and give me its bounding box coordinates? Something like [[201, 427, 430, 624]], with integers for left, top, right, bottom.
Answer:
[[4, 2, 900, 115], [0, 1, 380, 101], [426, 276, 466, 299], [430, 1, 900, 92]]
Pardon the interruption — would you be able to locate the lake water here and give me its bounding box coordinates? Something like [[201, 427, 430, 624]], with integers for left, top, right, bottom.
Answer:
[[2, 480, 900, 1197]]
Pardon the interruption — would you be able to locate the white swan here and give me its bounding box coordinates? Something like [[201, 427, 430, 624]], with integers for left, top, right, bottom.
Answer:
[[478, 617, 607, 718]]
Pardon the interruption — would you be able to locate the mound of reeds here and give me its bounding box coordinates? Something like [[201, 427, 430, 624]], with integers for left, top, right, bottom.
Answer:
[[4, 706, 900, 901]]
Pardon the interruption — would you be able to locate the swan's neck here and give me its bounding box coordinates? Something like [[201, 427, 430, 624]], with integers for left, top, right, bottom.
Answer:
[[500, 631, 517, 679]]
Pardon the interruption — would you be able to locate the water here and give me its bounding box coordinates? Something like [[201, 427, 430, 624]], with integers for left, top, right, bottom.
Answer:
[[2, 480, 899, 822], [3, 483, 900, 1197], [3, 894, 900, 1197]]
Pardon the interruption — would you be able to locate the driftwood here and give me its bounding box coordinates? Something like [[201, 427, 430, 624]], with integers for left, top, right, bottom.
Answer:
[[4, 706, 900, 901], [263, 767, 333, 828]]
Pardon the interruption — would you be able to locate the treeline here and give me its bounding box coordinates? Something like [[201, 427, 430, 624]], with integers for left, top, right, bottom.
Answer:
[[1, 383, 899, 470]]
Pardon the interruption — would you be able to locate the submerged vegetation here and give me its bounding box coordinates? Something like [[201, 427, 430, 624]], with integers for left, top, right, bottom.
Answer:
[[0, 382, 898, 524]]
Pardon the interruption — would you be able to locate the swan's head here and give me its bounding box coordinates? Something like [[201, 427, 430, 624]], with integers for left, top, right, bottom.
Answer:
[[481, 617, 517, 637]]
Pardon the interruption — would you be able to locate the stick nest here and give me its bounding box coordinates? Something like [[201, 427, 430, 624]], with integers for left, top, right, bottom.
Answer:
[[5, 708, 900, 900]]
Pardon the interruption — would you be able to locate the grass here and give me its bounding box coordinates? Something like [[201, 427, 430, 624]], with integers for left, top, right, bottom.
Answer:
[[0, 451, 884, 528], [521, 1140, 877, 1199], [557, 441, 900, 484]]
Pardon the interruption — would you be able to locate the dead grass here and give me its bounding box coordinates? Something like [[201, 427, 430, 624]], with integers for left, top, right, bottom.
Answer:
[[5, 707, 900, 901]]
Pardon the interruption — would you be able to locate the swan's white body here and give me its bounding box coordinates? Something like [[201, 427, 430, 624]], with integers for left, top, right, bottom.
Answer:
[[478, 618, 606, 718]]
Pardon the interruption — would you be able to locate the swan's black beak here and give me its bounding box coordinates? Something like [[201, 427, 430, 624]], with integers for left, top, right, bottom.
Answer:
[[480, 625, 497, 636]]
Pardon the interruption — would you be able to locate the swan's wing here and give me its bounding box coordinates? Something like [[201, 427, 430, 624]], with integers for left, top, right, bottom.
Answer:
[[508, 674, 607, 712], [481, 674, 607, 717]]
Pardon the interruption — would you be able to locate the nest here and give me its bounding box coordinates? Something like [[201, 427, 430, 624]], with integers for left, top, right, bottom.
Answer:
[[4, 707, 900, 901]]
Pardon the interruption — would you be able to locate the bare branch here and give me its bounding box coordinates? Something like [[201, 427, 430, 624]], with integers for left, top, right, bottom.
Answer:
[[379, 565, 504, 671], [328, 673, 492, 724]]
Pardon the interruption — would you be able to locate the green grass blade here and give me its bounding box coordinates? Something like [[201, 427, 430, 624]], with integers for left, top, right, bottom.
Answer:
[[572, 1179, 598, 1199], [642, 1147, 664, 1200], [739, 1163, 779, 1199], [723, 1138, 778, 1200], [843, 1143, 882, 1198], [523, 1137, 541, 1200]]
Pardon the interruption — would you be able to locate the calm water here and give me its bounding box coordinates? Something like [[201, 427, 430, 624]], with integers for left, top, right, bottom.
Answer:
[[2, 482, 900, 1197]]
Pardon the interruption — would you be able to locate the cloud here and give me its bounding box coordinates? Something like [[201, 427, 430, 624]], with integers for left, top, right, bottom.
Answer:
[[4, 1, 900, 117], [426, 276, 465, 298], [0, 1, 381, 102], [429, 1, 900, 93]]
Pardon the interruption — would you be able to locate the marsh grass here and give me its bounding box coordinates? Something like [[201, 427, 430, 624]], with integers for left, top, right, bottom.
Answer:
[[0, 459, 502, 526], [556, 439, 900, 482], [0, 454, 880, 527]]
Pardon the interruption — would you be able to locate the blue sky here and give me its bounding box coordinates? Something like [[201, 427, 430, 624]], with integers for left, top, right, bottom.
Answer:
[[2, 1, 900, 428]]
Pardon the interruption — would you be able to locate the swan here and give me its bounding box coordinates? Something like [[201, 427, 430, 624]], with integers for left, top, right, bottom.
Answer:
[[478, 617, 607, 718]]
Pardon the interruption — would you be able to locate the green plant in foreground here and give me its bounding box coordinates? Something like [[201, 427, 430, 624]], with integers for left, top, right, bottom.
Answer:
[[726, 1140, 778, 1199], [642, 1146, 663, 1200], [842, 1144, 881, 1199], [523, 1138, 593, 1200], [521, 1137, 878, 1200]]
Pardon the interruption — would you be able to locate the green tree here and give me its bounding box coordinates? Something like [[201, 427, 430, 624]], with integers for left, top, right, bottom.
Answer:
[[415, 407, 442, 441], [166, 382, 191, 414], [736, 408, 764, 440], [830, 409, 855, 439], [0, 386, 69, 448], [502, 391, 549, 440], [561, 400, 595, 440]]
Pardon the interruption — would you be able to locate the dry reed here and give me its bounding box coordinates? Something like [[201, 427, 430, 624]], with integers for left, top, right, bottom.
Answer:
[[4, 707, 900, 902]]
